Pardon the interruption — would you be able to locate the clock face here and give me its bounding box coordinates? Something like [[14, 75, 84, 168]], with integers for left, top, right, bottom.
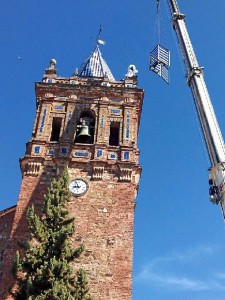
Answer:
[[69, 178, 88, 196]]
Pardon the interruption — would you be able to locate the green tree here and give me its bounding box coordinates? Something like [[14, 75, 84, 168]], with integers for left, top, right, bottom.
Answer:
[[12, 171, 93, 300]]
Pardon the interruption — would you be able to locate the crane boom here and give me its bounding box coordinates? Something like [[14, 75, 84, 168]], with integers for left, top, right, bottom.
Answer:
[[167, 0, 225, 216]]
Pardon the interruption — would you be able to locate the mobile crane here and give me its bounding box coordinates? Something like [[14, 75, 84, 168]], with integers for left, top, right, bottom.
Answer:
[[155, 0, 225, 218]]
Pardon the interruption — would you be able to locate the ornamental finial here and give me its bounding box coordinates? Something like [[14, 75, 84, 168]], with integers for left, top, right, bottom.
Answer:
[[126, 65, 138, 78], [49, 58, 57, 70]]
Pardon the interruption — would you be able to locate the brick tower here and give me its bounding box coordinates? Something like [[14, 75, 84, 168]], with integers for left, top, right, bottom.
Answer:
[[0, 44, 144, 299]]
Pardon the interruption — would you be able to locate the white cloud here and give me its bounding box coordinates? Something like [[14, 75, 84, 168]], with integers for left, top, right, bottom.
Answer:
[[135, 245, 225, 292]]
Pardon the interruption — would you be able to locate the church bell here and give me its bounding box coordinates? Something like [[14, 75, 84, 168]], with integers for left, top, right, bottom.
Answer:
[[76, 119, 92, 144]]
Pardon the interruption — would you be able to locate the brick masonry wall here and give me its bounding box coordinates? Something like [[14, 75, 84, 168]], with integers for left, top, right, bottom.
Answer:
[[0, 167, 137, 300], [68, 168, 136, 300], [0, 207, 16, 280], [0, 173, 52, 299]]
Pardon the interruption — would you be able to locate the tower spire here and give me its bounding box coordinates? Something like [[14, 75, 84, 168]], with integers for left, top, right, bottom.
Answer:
[[78, 41, 114, 81]]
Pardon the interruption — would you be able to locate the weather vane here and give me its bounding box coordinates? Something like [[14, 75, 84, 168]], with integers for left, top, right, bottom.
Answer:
[[96, 25, 106, 45]]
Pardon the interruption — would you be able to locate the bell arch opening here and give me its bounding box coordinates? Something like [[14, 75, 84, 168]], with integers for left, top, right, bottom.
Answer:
[[75, 110, 95, 144]]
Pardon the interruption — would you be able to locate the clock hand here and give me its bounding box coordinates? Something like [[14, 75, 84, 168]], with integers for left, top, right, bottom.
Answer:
[[74, 182, 80, 189]]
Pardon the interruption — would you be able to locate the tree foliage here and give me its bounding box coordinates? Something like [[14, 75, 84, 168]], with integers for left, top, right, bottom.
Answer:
[[12, 171, 93, 300]]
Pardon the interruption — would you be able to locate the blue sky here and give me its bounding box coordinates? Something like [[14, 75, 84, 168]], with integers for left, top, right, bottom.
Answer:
[[1, 0, 225, 299]]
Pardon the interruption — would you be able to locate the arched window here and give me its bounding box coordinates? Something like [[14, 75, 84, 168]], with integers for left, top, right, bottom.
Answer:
[[75, 111, 95, 144]]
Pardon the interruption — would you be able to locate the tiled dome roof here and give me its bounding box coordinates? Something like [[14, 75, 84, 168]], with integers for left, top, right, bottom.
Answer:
[[78, 45, 115, 81]]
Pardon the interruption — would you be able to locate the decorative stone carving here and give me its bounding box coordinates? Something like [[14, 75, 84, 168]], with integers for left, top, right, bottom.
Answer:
[[126, 64, 138, 78], [23, 162, 42, 176], [119, 166, 132, 182], [92, 166, 104, 180]]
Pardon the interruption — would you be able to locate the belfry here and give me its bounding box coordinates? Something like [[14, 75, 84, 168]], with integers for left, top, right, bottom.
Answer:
[[0, 43, 144, 299]]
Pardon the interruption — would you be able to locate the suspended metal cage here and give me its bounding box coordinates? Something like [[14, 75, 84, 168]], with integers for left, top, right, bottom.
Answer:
[[149, 44, 170, 84]]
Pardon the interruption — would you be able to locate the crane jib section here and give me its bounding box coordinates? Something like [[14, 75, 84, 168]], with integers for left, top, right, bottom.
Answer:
[[167, 0, 225, 165], [166, 0, 225, 213]]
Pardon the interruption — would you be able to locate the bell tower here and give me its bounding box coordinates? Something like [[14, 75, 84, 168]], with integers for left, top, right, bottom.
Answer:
[[0, 45, 144, 299]]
